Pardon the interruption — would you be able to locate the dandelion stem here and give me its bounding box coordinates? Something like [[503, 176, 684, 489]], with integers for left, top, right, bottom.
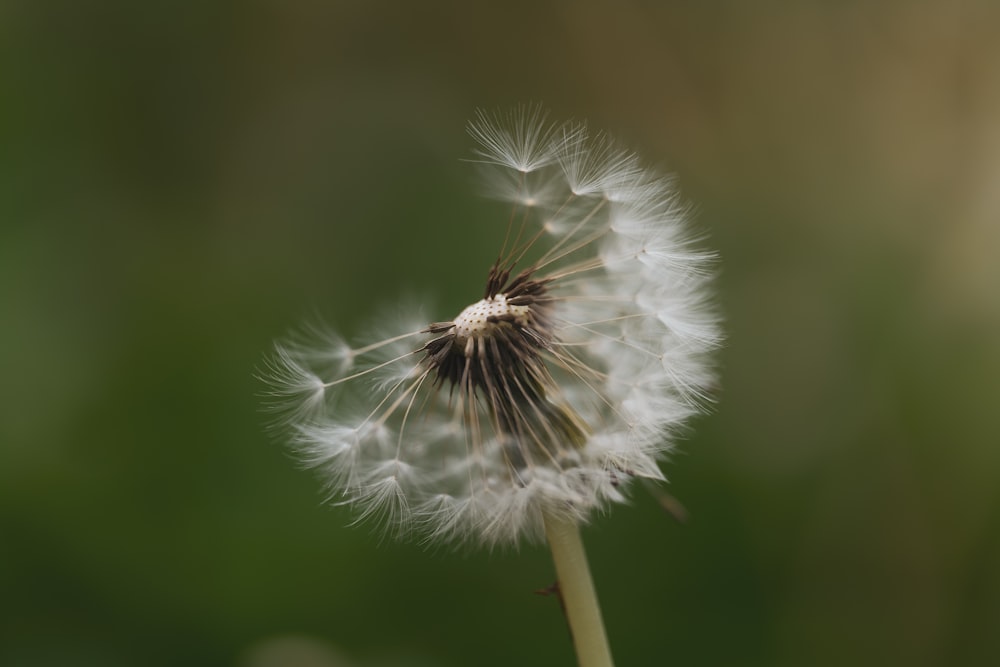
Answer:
[[543, 512, 615, 667]]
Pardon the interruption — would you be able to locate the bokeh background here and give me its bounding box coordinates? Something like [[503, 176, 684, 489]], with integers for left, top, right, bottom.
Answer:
[[2, 1, 999, 665]]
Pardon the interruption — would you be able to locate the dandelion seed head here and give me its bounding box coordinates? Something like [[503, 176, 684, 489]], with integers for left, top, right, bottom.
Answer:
[[263, 106, 722, 548]]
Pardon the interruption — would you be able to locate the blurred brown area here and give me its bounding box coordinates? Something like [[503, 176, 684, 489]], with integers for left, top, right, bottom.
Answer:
[[1, 1, 998, 666]]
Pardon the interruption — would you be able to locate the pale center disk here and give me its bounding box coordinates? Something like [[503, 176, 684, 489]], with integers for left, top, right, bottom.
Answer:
[[453, 294, 529, 341]]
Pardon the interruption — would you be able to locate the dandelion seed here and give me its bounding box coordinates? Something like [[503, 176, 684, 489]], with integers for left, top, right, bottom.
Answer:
[[263, 107, 720, 550]]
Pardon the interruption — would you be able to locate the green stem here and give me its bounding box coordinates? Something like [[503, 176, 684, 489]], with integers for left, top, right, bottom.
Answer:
[[543, 512, 615, 667]]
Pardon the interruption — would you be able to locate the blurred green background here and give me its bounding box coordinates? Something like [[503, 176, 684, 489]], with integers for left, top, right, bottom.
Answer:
[[2, 1, 999, 665]]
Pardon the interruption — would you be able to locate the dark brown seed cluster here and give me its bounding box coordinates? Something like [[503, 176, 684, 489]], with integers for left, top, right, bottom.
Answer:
[[422, 262, 588, 466]]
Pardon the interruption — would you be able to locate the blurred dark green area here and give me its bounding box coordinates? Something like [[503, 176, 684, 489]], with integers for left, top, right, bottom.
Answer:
[[2, 1, 999, 666]]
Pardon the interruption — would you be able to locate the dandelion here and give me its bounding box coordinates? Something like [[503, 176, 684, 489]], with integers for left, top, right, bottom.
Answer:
[[263, 106, 721, 667]]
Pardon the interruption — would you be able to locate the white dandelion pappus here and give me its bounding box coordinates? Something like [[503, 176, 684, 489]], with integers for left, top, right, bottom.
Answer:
[[264, 107, 721, 548]]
